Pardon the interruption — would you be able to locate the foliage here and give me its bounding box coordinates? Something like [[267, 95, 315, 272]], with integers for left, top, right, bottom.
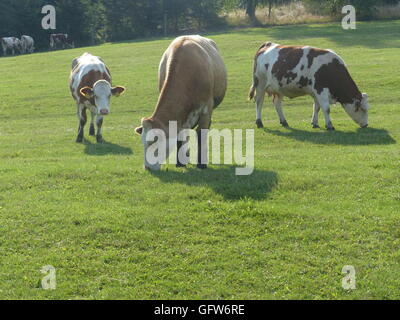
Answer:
[[1, 0, 400, 49], [0, 0, 226, 49]]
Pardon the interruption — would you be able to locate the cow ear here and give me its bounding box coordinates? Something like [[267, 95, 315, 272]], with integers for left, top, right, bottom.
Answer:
[[135, 126, 143, 135], [112, 86, 126, 97], [361, 93, 369, 111], [80, 87, 94, 99]]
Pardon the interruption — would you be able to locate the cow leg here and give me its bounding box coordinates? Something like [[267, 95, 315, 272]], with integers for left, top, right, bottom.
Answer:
[[197, 129, 208, 169], [96, 116, 105, 143], [76, 104, 87, 143], [89, 111, 96, 136], [318, 98, 335, 131], [176, 141, 185, 168], [197, 112, 212, 170], [312, 100, 321, 128], [255, 87, 266, 129], [176, 128, 191, 168], [274, 96, 289, 127], [176, 138, 190, 168]]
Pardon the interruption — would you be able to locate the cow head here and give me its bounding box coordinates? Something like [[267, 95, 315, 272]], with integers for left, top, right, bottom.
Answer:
[[135, 118, 170, 171], [343, 93, 369, 128], [80, 80, 125, 116]]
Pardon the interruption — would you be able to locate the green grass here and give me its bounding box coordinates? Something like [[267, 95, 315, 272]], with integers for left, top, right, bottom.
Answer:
[[0, 20, 399, 300]]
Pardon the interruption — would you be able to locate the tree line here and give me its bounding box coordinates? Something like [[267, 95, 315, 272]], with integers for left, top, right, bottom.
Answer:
[[0, 0, 398, 50]]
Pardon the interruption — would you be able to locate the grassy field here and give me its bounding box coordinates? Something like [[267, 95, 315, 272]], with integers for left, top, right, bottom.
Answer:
[[0, 20, 399, 300]]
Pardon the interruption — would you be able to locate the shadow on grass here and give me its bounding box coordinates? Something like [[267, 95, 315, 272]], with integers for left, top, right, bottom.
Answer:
[[150, 166, 278, 201], [265, 127, 396, 146], [83, 139, 133, 156]]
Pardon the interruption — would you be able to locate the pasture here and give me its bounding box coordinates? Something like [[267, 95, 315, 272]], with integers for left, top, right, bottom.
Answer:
[[0, 20, 399, 300]]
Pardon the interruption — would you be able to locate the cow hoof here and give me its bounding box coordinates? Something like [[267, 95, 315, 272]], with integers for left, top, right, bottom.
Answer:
[[96, 136, 105, 143], [197, 164, 208, 170], [76, 137, 83, 143], [312, 124, 320, 129], [89, 125, 95, 136], [176, 163, 187, 168], [327, 126, 335, 131], [281, 120, 289, 128], [256, 119, 264, 129]]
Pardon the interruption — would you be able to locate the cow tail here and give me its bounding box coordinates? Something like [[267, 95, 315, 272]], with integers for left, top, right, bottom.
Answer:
[[249, 81, 257, 101], [248, 56, 259, 101]]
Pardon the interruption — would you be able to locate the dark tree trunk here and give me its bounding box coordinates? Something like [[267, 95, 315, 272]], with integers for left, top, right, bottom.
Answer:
[[268, 1, 273, 19], [245, 0, 258, 25]]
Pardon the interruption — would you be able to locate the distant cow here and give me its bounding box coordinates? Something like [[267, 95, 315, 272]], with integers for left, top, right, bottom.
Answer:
[[135, 35, 227, 171], [1, 37, 22, 56], [249, 42, 369, 130], [21, 35, 35, 54], [50, 34, 74, 50], [69, 53, 126, 143]]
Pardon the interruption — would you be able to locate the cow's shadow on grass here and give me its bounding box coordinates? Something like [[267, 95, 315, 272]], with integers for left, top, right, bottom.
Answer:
[[83, 139, 133, 156], [264, 127, 396, 146], [150, 166, 278, 201]]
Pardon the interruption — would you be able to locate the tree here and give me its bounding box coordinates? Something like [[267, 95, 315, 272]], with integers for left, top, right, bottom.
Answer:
[[223, 0, 293, 25], [246, 0, 257, 23], [265, 0, 292, 18]]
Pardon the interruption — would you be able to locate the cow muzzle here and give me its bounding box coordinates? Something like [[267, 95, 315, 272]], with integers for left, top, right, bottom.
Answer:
[[99, 109, 109, 116]]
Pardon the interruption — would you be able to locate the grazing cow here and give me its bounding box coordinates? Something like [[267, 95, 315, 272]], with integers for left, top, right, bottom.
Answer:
[[21, 35, 35, 54], [249, 42, 369, 130], [1, 37, 22, 56], [50, 34, 74, 50], [135, 35, 227, 171], [69, 53, 126, 143]]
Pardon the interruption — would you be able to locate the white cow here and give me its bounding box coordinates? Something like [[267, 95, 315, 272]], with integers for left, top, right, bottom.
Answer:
[[21, 35, 35, 54], [1, 37, 22, 56], [249, 42, 369, 130], [69, 53, 126, 143]]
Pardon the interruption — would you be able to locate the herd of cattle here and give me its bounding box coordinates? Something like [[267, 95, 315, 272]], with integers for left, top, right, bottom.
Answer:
[[68, 35, 369, 170], [0, 33, 371, 169], [0, 33, 74, 56]]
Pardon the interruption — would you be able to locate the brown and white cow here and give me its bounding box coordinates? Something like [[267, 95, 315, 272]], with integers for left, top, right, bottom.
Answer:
[[50, 34, 74, 50], [1, 37, 22, 56], [69, 53, 126, 143], [249, 42, 369, 130], [21, 35, 35, 54], [135, 35, 227, 171]]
